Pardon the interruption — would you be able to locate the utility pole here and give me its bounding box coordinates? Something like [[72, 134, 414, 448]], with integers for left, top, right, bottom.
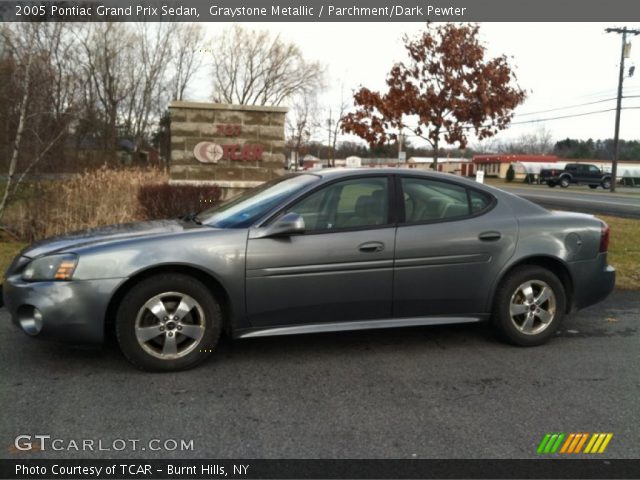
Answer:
[[397, 126, 405, 168], [326, 114, 333, 168], [605, 27, 640, 192]]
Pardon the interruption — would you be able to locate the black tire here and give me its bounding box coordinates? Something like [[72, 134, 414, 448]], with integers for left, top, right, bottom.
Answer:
[[559, 176, 570, 188], [492, 266, 566, 347], [547, 182, 556, 188], [589, 184, 598, 189], [116, 274, 222, 371], [601, 178, 611, 190]]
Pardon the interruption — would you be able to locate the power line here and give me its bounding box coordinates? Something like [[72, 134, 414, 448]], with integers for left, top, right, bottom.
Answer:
[[516, 97, 615, 116], [604, 25, 640, 192], [402, 106, 640, 139], [574, 86, 640, 100], [511, 106, 640, 125], [515, 95, 640, 117], [444, 106, 640, 133]]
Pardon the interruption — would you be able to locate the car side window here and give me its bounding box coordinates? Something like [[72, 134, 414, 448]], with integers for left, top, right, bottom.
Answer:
[[588, 165, 600, 174], [469, 190, 492, 213], [401, 177, 493, 223], [287, 177, 390, 232], [401, 177, 469, 222]]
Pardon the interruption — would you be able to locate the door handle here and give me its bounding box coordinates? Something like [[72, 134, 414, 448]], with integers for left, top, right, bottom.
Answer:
[[478, 231, 501, 241], [358, 241, 385, 253]]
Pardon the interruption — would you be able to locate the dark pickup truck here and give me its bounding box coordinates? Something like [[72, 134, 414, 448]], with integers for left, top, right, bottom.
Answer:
[[540, 163, 612, 189]]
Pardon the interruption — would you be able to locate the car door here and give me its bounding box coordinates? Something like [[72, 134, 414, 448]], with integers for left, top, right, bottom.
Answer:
[[586, 165, 601, 182], [574, 164, 589, 183], [393, 175, 517, 317], [245, 175, 396, 327]]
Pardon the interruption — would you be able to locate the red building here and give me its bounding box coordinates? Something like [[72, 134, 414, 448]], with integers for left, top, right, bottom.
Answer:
[[472, 154, 560, 178]]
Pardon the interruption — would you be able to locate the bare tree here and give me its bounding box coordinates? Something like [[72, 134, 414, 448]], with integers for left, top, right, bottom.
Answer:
[[325, 88, 349, 167], [210, 25, 324, 106], [170, 24, 204, 101], [500, 126, 554, 155], [0, 23, 79, 224], [286, 93, 319, 170], [127, 23, 175, 150], [78, 23, 136, 152]]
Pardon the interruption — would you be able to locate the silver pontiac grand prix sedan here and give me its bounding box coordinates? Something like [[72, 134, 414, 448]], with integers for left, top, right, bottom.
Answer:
[[3, 169, 615, 371]]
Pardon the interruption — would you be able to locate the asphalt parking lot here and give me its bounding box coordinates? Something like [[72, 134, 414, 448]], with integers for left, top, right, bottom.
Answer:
[[1, 290, 638, 460]]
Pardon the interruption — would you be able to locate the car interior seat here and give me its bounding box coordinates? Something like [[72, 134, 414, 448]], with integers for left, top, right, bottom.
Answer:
[[440, 202, 469, 218], [410, 197, 448, 222], [342, 194, 386, 227]]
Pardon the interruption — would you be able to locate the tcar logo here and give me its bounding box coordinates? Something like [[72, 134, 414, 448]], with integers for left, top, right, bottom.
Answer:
[[537, 432, 613, 454]]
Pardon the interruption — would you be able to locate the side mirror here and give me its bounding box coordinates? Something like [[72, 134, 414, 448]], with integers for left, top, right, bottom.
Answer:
[[250, 212, 305, 239]]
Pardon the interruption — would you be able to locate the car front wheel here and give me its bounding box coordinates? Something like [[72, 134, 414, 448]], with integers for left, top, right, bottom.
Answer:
[[116, 274, 222, 371], [492, 266, 566, 346]]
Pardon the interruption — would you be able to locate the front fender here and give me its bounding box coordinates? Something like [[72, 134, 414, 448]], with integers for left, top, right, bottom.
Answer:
[[70, 228, 249, 326]]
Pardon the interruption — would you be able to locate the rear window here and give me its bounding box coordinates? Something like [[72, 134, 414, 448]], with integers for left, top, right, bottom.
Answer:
[[400, 177, 494, 223], [469, 190, 492, 213]]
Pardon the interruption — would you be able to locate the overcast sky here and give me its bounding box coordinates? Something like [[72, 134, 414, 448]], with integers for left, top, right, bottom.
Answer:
[[195, 22, 640, 148]]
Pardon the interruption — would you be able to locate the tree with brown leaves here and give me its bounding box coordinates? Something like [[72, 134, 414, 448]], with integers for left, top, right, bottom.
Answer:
[[341, 23, 526, 170]]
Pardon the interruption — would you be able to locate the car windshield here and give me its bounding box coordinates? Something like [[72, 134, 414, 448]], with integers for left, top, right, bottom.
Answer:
[[197, 174, 320, 228]]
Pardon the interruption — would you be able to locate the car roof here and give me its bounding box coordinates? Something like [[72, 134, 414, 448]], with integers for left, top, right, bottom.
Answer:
[[302, 167, 487, 188]]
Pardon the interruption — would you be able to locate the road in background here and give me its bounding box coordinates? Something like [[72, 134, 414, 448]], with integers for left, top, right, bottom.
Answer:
[[1, 291, 638, 459], [495, 184, 640, 218]]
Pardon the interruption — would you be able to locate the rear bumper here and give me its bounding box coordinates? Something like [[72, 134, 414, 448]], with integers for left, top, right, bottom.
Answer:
[[567, 253, 616, 311], [3, 276, 123, 344]]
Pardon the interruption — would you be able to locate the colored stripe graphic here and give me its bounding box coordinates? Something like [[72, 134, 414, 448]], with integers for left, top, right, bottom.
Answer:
[[537, 433, 565, 454], [550, 433, 565, 453], [537, 434, 552, 454], [585, 433, 614, 454], [538, 433, 613, 454], [574, 433, 589, 453], [560, 433, 575, 453]]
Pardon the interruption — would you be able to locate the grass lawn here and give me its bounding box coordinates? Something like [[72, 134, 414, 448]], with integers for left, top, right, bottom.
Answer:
[[599, 215, 640, 290], [0, 216, 637, 290]]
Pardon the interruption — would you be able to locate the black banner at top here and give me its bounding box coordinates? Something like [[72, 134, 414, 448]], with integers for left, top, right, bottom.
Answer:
[[1, 0, 640, 22], [2, 459, 640, 479]]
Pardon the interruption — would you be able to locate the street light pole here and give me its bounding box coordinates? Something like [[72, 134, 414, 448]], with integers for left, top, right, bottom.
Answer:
[[397, 128, 403, 168], [605, 26, 640, 192]]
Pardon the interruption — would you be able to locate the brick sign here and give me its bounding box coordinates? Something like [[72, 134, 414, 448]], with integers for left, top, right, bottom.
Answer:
[[193, 141, 265, 163], [193, 124, 265, 163], [169, 101, 288, 198]]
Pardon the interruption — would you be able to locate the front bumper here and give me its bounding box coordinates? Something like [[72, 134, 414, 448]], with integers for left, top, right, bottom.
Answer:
[[568, 253, 616, 311], [3, 276, 124, 344]]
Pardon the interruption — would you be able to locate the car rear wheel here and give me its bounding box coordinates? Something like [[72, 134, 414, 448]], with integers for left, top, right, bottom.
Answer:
[[492, 266, 566, 346], [116, 274, 222, 371], [601, 178, 611, 190], [559, 177, 570, 188], [547, 182, 556, 188], [589, 184, 598, 189]]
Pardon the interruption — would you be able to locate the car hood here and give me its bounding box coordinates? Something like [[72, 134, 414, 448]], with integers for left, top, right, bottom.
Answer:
[[21, 219, 198, 258]]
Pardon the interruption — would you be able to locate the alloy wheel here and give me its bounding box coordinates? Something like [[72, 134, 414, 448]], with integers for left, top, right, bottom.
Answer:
[[509, 280, 557, 335], [134, 291, 206, 360]]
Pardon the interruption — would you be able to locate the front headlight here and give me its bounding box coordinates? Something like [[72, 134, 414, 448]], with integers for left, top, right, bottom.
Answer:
[[22, 254, 79, 281]]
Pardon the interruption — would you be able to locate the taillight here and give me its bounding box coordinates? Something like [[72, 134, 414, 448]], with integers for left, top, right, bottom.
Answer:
[[599, 222, 610, 253]]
